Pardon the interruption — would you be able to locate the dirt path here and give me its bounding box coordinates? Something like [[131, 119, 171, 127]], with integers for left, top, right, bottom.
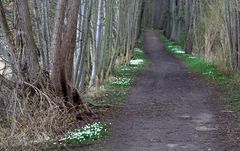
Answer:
[[81, 30, 240, 151]]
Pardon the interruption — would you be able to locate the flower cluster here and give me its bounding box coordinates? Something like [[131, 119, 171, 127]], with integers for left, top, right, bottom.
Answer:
[[134, 48, 143, 53], [130, 59, 144, 65], [119, 66, 131, 71], [203, 71, 214, 76], [66, 122, 108, 145], [167, 45, 185, 54], [112, 77, 131, 86], [188, 56, 197, 59]]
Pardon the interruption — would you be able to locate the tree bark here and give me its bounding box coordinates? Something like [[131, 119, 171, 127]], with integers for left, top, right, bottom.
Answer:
[[89, 0, 104, 88], [50, 0, 67, 95], [16, 0, 40, 78], [0, 0, 15, 52]]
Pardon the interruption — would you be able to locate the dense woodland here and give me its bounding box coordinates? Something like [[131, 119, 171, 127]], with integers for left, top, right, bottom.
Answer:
[[0, 0, 142, 148], [145, 0, 240, 71], [1, 0, 240, 149]]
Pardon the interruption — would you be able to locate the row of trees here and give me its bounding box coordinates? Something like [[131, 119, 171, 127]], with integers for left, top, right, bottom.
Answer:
[[0, 0, 143, 106], [145, 0, 240, 71], [0, 0, 143, 146]]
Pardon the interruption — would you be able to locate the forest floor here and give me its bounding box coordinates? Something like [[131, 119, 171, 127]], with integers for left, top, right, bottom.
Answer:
[[78, 30, 240, 151]]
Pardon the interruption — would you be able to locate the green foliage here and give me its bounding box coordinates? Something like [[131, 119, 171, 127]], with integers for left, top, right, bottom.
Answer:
[[41, 48, 148, 150], [161, 34, 227, 81], [111, 77, 132, 87], [114, 48, 147, 81], [114, 64, 138, 80], [184, 57, 226, 81], [161, 34, 240, 111], [41, 123, 109, 150], [66, 122, 109, 145], [177, 32, 187, 48], [136, 35, 144, 47], [85, 48, 147, 108]]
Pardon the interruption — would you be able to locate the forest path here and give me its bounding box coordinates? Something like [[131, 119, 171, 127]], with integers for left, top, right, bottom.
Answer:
[[81, 30, 239, 151]]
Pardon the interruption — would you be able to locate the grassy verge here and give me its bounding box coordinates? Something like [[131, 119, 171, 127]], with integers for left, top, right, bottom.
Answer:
[[85, 48, 148, 109], [41, 47, 148, 150], [42, 122, 109, 150], [160, 34, 240, 111]]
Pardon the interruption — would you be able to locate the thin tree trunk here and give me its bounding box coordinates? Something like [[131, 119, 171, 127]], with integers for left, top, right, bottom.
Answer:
[[50, 0, 67, 94], [0, 0, 15, 52], [89, 0, 104, 88]]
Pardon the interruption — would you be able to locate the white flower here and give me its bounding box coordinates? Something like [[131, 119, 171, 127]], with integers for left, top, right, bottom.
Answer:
[[188, 56, 197, 59], [130, 59, 144, 65], [119, 66, 131, 71], [167, 45, 175, 48], [134, 48, 143, 53], [170, 47, 185, 54], [65, 122, 108, 144], [112, 77, 131, 86], [174, 50, 185, 54]]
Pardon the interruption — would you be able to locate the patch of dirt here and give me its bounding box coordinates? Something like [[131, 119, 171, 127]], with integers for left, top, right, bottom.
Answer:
[[78, 30, 240, 151]]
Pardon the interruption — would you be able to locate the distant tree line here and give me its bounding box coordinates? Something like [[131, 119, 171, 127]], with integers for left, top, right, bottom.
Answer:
[[144, 0, 240, 71]]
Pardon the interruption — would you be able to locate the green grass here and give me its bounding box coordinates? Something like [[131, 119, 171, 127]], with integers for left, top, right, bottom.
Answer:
[[136, 34, 144, 47], [161, 33, 240, 111], [42, 122, 109, 150], [177, 32, 187, 48], [85, 46, 148, 107], [41, 47, 148, 150], [85, 48, 148, 108], [161, 34, 228, 81], [66, 122, 109, 145]]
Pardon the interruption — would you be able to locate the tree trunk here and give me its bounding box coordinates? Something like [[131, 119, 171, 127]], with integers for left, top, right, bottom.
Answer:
[[50, 0, 67, 95], [16, 0, 40, 79], [89, 0, 104, 89], [0, 0, 15, 53]]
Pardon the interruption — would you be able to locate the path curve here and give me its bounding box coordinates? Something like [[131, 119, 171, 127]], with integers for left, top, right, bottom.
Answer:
[[82, 30, 240, 151]]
